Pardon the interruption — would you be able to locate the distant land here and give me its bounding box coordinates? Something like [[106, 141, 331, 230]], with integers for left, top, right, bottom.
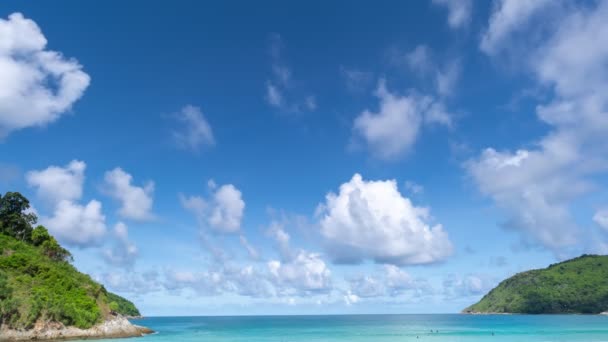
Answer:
[[0, 192, 152, 341], [464, 254, 608, 314]]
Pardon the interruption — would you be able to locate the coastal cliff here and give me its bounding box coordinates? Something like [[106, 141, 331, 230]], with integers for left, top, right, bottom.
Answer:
[[464, 254, 608, 314], [0, 192, 151, 340]]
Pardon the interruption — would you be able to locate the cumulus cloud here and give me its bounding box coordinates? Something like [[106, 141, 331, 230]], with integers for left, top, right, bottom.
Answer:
[[347, 265, 432, 299], [103, 168, 154, 221], [26, 160, 85, 205], [317, 173, 453, 265], [268, 251, 332, 295], [466, 148, 583, 251], [42, 199, 107, 246], [27, 160, 107, 247], [180, 182, 245, 233], [103, 222, 138, 268], [432, 0, 472, 29], [469, 0, 608, 255], [265, 34, 316, 113], [443, 273, 495, 299], [171, 105, 215, 151], [164, 264, 274, 298], [0, 13, 90, 138], [353, 80, 452, 159]]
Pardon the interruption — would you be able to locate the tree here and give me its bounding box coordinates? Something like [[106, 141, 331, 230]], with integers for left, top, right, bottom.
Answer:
[[0, 192, 37, 242], [32, 226, 73, 263], [31, 225, 52, 246], [109, 301, 119, 313]]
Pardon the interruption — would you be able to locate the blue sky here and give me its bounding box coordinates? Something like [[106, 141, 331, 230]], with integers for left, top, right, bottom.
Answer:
[[1, 0, 608, 315]]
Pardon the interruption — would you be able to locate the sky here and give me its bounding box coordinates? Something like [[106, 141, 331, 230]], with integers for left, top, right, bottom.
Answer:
[[1, 0, 608, 316]]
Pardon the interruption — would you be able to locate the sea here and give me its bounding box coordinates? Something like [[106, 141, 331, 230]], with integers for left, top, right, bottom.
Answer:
[[90, 314, 608, 341]]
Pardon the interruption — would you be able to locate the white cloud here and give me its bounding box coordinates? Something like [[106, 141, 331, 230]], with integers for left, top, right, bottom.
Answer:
[[383, 265, 418, 295], [443, 273, 495, 299], [343, 291, 360, 305], [27, 160, 107, 247], [171, 105, 215, 151], [317, 173, 453, 265], [347, 265, 431, 299], [26, 160, 85, 205], [42, 199, 107, 247], [0, 13, 90, 138], [469, 0, 608, 255], [180, 182, 245, 233], [103, 168, 154, 221], [268, 251, 332, 295], [348, 276, 385, 298], [594, 209, 608, 231], [209, 184, 245, 232], [267, 220, 293, 261], [466, 148, 584, 251], [353, 79, 452, 159], [480, 0, 552, 54], [163, 264, 274, 298], [103, 222, 138, 267], [432, 0, 472, 29]]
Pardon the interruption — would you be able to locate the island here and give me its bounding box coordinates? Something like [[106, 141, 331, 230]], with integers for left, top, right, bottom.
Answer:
[[464, 254, 608, 314], [0, 192, 152, 340]]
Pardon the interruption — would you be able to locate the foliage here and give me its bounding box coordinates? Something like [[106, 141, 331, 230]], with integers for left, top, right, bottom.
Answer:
[[32, 225, 73, 262], [0, 192, 141, 330], [0, 192, 37, 242], [107, 292, 141, 317], [464, 254, 608, 314]]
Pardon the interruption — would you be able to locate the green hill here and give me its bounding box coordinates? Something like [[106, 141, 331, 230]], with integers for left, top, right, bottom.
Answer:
[[464, 254, 608, 314], [0, 192, 140, 330]]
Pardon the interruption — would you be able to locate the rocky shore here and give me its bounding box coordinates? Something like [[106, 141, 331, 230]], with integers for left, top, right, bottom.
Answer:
[[0, 316, 153, 341]]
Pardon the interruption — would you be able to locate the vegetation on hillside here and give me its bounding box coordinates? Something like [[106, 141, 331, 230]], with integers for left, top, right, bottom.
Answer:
[[107, 292, 141, 317], [0, 192, 140, 330], [464, 254, 608, 314]]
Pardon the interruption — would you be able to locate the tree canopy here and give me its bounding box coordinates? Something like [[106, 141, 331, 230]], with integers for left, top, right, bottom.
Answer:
[[0, 192, 37, 242]]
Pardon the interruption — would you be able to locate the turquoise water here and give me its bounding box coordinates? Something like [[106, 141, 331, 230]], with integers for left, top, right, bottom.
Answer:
[[100, 315, 608, 341]]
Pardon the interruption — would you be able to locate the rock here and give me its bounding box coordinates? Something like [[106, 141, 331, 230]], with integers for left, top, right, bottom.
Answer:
[[0, 316, 154, 341]]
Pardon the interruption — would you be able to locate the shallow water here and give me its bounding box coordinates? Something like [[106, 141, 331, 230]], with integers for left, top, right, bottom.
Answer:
[[93, 314, 608, 341]]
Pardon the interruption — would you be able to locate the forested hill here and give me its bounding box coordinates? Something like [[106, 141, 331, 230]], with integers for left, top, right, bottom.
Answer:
[[0, 192, 140, 330], [464, 254, 608, 314]]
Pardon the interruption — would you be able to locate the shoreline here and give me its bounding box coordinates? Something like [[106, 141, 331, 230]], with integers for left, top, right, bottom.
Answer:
[[0, 316, 153, 341]]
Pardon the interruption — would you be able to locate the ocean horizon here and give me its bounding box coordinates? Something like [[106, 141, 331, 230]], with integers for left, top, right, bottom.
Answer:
[[87, 314, 608, 341]]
